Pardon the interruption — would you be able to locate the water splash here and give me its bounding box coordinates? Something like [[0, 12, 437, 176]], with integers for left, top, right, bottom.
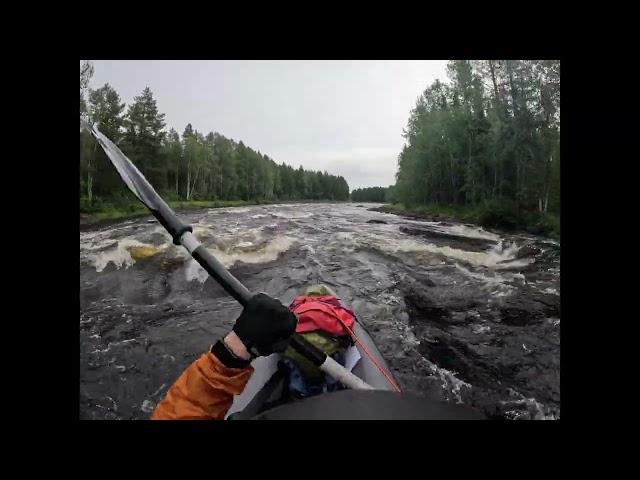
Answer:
[[185, 236, 296, 282]]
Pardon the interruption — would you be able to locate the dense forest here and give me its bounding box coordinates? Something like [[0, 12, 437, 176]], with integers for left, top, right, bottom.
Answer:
[[393, 60, 560, 227], [80, 61, 349, 211], [351, 186, 389, 202]]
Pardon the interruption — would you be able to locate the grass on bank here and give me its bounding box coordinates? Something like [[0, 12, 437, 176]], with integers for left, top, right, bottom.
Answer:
[[380, 201, 560, 238], [80, 197, 348, 224], [80, 198, 253, 223]]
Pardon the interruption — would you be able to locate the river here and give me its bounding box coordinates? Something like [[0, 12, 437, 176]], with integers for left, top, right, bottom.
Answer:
[[80, 202, 560, 419]]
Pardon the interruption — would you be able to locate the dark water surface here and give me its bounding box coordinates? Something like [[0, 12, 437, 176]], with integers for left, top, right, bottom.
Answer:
[[80, 203, 559, 420]]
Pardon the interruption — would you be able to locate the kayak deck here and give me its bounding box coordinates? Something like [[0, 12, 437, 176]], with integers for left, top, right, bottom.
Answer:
[[225, 319, 395, 419]]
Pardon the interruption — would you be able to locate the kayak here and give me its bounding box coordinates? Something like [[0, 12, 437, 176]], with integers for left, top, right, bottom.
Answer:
[[225, 285, 486, 420]]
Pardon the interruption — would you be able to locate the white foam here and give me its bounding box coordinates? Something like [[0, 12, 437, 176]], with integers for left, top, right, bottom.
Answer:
[[300, 245, 316, 255], [270, 210, 313, 219], [185, 236, 296, 282], [378, 233, 532, 269], [500, 396, 558, 420], [84, 238, 167, 272], [421, 357, 472, 404], [185, 259, 210, 283], [472, 324, 491, 334], [454, 263, 525, 292], [436, 223, 501, 242]]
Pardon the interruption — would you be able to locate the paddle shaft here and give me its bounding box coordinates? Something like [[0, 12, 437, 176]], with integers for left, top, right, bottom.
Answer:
[[181, 231, 373, 390], [81, 120, 373, 391]]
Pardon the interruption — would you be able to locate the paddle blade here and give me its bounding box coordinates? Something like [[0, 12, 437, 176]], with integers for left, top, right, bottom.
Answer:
[[80, 119, 159, 209]]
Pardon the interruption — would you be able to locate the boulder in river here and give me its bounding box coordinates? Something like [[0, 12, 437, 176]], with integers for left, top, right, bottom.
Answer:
[[366, 219, 387, 224], [515, 244, 541, 259], [127, 245, 160, 261], [399, 225, 495, 252], [498, 292, 559, 326]]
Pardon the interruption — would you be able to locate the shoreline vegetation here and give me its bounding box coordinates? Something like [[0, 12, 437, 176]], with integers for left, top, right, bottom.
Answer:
[[353, 60, 560, 242], [81, 200, 559, 240], [80, 63, 350, 224], [370, 203, 559, 239], [79, 199, 346, 228]]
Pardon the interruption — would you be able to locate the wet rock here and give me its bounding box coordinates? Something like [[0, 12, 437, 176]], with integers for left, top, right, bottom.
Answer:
[[515, 244, 541, 259], [404, 292, 452, 326], [399, 226, 495, 252], [498, 292, 559, 326], [413, 272, 436, 287], [500, 308, 544, 326], [366, 219, 387, 224], [127, 245, 160, 260], [146, 232, 170, 246], [160, 257, 185, 272], [80, 213, 95, 226]]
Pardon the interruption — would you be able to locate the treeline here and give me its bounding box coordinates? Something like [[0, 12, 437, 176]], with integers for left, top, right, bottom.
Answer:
[[395, 60, 560, 224], [350, 186, 390, 202], [80, 62, 349, 210]]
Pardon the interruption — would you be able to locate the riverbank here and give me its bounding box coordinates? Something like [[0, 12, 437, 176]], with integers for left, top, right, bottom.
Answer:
[[370, 203, 560, 240], [80, 200, 251, 227], [79, 199, 350, 228]]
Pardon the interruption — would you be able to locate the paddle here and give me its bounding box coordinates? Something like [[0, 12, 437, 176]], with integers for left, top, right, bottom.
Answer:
[[80, 119, 373, 391]]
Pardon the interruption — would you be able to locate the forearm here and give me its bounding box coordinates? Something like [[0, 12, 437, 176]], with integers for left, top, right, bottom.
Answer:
[[151, 350, 253, 420]]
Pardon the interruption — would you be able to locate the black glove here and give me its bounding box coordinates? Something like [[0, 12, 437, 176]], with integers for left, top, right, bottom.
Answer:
[[233, 293, 298, 357]]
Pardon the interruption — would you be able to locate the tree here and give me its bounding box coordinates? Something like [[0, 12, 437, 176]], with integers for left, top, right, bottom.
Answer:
[[163, 129, 182, 197], [122, 87, 166, 190], [89, 84, 127, 199], [394, 60, 560, 221], [80, 60, 95, 204], [80, 66, 352, 209], [80, 60, 94, 118], [351, 186, 388, 202], [182, 128, 206, 200]]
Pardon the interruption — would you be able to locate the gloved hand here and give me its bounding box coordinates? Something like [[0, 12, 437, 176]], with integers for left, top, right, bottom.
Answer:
[[233, 293, 298, 357], [212, 293, 298, 368]]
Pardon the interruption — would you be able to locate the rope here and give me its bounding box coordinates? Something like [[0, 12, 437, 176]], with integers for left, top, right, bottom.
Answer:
[[338, 318, 402, 393]]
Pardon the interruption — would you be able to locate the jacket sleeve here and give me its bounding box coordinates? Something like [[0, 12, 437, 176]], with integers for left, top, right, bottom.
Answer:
[[151, 351, 253, 420]]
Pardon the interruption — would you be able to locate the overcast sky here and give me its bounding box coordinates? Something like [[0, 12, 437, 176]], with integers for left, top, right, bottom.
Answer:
[[89, 60, 449, 190]]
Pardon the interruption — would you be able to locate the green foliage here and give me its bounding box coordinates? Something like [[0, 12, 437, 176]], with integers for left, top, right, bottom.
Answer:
[[122, 87, 167, 190], [385, 185, 398, 203], [475, 197, 521, 230], [394, 60, 560, 227], [88, 84, 128, 199], [351, 186, 388, 202], [80, 77, 350, 210], [380, 202, 559, 236]]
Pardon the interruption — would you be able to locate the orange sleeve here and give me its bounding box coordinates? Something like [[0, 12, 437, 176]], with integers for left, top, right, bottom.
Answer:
[[151, 351, 253, 420]]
